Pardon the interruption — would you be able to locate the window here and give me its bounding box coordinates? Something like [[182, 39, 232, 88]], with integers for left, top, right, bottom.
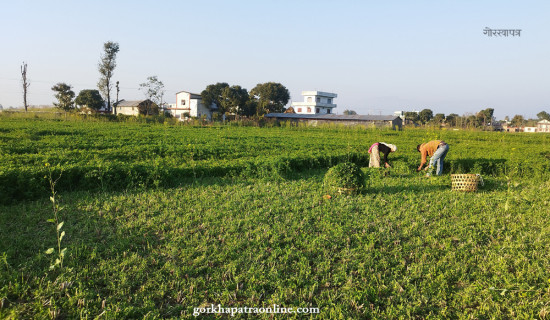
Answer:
[[328, 98, 332, 104], [297, 108, 302, 112], [316, 108, 320, 114], [307, 97, 312, 102], [327, 109, 331, 114], [316, 97, 320, 102], [307, 107, 311, 113], [181, 100, 186, 105]]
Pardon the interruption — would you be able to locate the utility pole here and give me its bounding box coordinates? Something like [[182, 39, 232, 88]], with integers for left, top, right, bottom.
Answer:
[[21, 62, 30, 112], [114, 81, 120, 115]]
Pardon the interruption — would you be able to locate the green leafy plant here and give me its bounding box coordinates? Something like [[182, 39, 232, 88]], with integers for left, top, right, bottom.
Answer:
[[323, 162, 367, 194], [44, 163, 66, 270]]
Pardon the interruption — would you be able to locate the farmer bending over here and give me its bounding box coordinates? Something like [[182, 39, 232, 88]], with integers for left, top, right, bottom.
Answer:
[[417, 140, 449, 175], [368, 142, 397, 168]]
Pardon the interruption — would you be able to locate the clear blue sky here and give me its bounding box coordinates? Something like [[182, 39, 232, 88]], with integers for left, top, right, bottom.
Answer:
[[1, 0, 548, 119]]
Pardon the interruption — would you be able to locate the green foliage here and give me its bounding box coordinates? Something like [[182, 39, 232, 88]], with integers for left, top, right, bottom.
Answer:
[[537, 111, 550, 121], [511, 114, 525, 127], [432, 113, 445, 124], [418, 108, 433, 124], [201, 82, 229, 114], [0, 119, 549, 318], [323, 162, 366, 194], [221, 85, 249, 116], [404, 111, 419, 124], [250, 82, 290, 114], [139, 76, 165, 107], [43, 164, 67, 270], [51, 83, 75, 112], [75, 89, 105, 111], [97, 41, 120, 109], [446, 113, 459, 126]]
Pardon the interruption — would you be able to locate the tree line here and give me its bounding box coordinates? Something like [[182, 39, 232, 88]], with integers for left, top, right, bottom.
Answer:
[[46, 41, 291, 118], [199, 82, 290, 118], [27, 41, 550, 124], [403, 108, 550, 128]]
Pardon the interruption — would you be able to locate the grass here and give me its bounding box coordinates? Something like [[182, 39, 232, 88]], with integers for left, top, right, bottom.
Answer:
[[1, 118, 550, 319]]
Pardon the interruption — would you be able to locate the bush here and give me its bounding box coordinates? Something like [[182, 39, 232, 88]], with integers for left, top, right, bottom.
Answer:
[[323, 162, 367, 194]]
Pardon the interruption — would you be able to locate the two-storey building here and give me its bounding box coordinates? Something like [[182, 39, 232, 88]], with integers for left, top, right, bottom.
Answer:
[[290, 91, 337, 114]]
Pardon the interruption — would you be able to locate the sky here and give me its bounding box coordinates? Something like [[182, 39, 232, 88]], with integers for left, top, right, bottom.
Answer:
[[1, 0, 549, 119]]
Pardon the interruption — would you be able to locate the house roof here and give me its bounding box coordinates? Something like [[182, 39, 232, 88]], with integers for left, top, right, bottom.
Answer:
[[538, 119, 550, 124], [116, 100, 154, 107], [176, 90, 202, 98], [264, 113, 400, 121]]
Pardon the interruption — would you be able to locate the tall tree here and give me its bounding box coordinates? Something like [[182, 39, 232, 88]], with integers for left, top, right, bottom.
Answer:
[[476, 108, 494, 126], [510, 114, 525, 127], [51, 83, 75, 112], [220, 85, 249, 115], [404, 112, 419, 124], [445, 113, 459, 127], [75, 89, 105, 111], [433, 113, 445, 124], [139, 76, 165, 109], [537, 111, 550, 121], [21, 62, 30, 112], [97, 41, 120, 112], [250, 82, 290, 114], [201, 82, 229, 114], [418, 109, 433, 124]]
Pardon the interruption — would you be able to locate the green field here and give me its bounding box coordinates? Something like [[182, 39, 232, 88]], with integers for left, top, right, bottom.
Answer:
[[1, 118, 549, 319]]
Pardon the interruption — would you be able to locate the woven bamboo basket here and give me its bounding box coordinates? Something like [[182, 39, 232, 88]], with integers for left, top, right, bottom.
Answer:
[[451, 174, 483, 192]]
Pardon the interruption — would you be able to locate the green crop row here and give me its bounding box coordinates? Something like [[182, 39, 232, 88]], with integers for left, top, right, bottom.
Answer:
[[1, 118, 549, 204]]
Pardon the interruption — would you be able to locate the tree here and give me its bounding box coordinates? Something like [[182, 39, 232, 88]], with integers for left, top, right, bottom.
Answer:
[[404, 112, 419, 124], [250, 82, 290, 114], [510, 114, 525, 127], [445, 113, 459, 127], [51, 83, 75, 112], [75, 89, 105, 111], [98, 41, 120, 112], [343, 110, 357, 115], [21, 62, 30, 112], [201, 82, 229, 114], [537, 111, 550, 121], [139, 76, 165, 109], [239, 100, 258, 117], [476, 108, 494, 126], [418, 109, 433, 124], [433, 113, 445, 124], [220, 85, 249, 115]]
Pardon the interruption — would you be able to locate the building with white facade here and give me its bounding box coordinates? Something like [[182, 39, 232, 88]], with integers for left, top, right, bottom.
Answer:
[[290, 91, 337, 114], [537, 119, 550, 132], [167, 91, 217, 120]]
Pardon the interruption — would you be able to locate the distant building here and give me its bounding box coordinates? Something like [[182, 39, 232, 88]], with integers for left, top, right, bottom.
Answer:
[[523, 126, 537, 133], [290, 91, 337, 115], [265, 113, 402, 130], [169, 91, 217, 120], [537, 119, 550, 133], [116, 100, 159, 116], [393, 111, 405, 120]]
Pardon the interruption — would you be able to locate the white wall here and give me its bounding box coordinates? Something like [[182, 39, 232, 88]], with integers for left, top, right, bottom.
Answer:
[[172, 91, 213, 120], [117, 106, 140, 116]]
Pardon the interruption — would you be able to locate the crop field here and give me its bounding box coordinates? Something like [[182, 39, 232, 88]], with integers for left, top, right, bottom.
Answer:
[[1, 117, 550, 319]]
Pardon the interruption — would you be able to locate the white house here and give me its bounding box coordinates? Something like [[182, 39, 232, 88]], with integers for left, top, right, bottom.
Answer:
[[168, 91, 217, 120], [290, 91, 337, 114], [537, 119, 550, 133], [116, 100, 158, 116]]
